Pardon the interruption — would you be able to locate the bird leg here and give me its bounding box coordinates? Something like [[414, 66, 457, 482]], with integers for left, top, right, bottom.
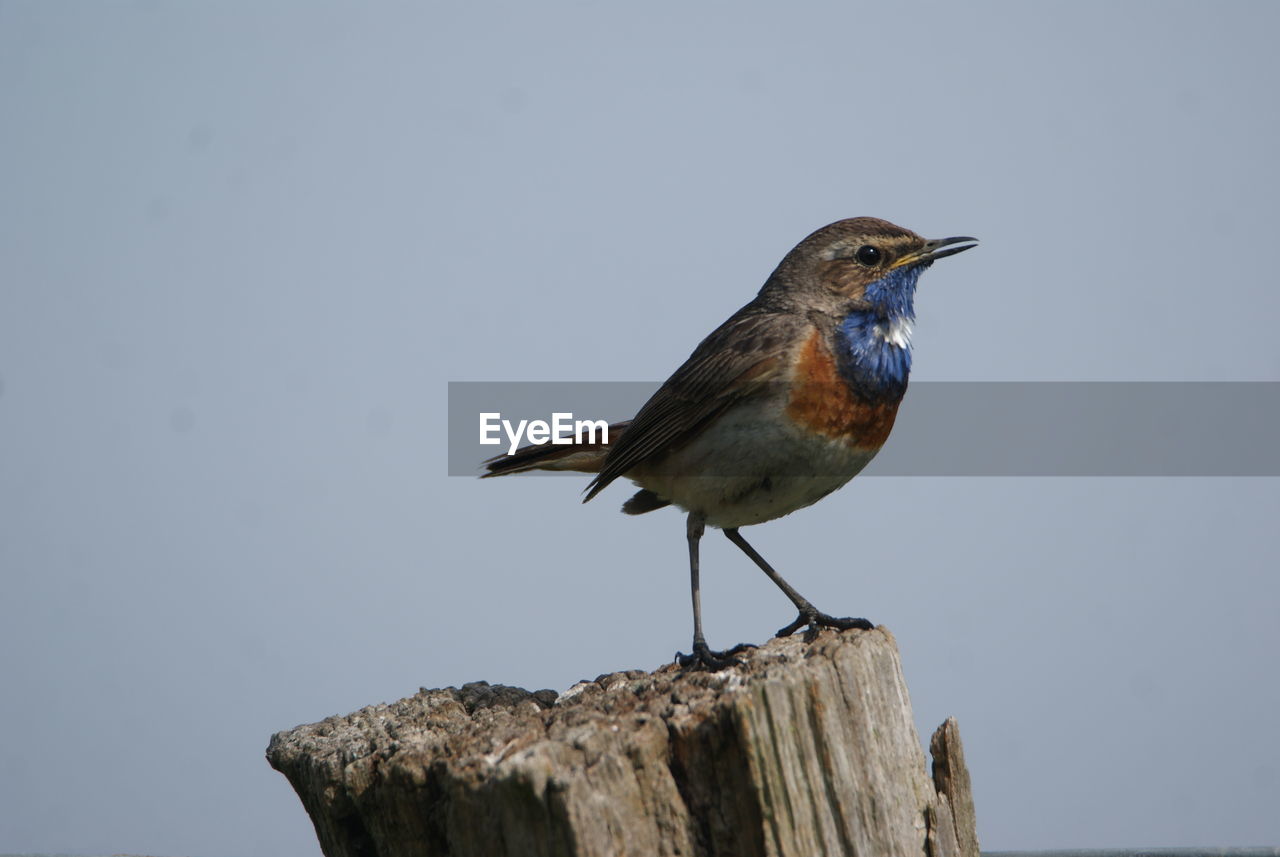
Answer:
[[676, 512, 751, 670], [723, 527, 873, 639]]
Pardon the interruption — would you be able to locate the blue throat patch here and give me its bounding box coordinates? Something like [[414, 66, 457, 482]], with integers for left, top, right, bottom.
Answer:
[[834, 264, 924, 399]]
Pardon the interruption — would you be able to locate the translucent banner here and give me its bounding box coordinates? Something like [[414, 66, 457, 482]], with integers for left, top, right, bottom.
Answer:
[[447, 382, 1280, 477]]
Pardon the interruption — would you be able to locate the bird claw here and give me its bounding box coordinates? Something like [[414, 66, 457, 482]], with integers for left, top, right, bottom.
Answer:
[[676, 641, 755, 670], [776, 610, 873, 640]]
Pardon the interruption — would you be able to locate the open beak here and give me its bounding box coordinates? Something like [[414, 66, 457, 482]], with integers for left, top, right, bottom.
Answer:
[[891, 235, 978, 269]]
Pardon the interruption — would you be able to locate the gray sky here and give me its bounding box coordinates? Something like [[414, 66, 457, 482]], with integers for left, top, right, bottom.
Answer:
[[2, 2, 1278, 855]]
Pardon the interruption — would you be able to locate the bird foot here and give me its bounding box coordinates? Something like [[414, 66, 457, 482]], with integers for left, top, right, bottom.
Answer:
[[676, 641, 755, 671], [776, 609, 873, 640]]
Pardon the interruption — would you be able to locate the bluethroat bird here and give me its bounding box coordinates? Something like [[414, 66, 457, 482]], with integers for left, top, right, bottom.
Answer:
[[484, 218, 976, 669]]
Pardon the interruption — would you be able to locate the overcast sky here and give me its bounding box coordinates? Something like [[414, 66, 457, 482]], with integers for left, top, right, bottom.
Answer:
[[2, 2, 1278, 855]]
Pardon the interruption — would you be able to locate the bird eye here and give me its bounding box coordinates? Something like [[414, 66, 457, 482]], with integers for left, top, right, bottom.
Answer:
[[854, 245, 882, 266]]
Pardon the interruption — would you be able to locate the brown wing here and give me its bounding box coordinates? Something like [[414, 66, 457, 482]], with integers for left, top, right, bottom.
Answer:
[[583, 308, 807, 502]]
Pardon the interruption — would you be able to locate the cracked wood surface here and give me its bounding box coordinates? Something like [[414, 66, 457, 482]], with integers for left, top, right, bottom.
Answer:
[[267, 627, 978, 857]]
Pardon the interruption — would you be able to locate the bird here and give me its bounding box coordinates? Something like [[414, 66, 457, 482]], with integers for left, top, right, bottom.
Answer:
[[483, 217, 976, 669]]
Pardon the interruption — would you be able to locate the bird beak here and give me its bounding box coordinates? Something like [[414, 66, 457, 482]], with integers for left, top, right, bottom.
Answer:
[[891, 235, 978, 269]]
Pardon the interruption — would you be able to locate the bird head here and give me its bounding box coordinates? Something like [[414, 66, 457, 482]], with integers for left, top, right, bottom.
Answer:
[[763, 217, 976, 319]]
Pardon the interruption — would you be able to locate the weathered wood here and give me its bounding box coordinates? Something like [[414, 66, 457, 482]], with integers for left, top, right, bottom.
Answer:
[[267, 627, 978, 857]]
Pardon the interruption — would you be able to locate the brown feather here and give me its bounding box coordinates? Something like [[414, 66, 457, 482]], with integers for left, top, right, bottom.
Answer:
[[483, 420, 631, 476], [583, 310, 803, 501], [785, 330, 899, 446]]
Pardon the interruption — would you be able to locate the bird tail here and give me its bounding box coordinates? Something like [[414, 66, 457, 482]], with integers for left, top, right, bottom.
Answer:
[[481, 420, 632, 477]]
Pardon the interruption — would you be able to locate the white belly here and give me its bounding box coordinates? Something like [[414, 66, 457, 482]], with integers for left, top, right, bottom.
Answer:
[[629, 400, 880, 528]]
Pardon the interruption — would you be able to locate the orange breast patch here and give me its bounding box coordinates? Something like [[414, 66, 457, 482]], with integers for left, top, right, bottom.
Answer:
[[785, 329, 900, 447]]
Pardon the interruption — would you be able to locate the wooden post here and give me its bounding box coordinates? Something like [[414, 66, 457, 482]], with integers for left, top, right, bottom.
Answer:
[[267, 627, 978, 857]]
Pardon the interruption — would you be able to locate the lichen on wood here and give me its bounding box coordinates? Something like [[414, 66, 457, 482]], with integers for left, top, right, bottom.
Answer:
[[267, 627, 978, 857]]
